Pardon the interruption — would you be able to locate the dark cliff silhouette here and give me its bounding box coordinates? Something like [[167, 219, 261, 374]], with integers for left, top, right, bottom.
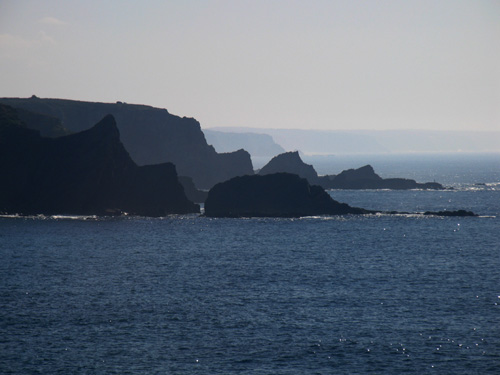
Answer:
[[204, 173, 368, 218], [258, 151, 319, 183], [0, 104, 199, 216], [0, 97, 253, 189]]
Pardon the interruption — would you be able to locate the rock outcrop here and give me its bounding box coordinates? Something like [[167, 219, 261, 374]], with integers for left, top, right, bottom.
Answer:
[[258, 151, 319, 183], [203, 171, 474, 218], [0, 104, 199, 216], [258, 153, 444, 190], [204, 173, 368, 218], [0, 97, 254, 189], [318, 165, 444, 190], [423, 210, 477, 217]]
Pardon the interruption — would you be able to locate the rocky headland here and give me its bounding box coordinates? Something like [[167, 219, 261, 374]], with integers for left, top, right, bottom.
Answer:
[[0, 99, 477, 219], [0, 104, 199, 216], [0, 96, 254, 189]]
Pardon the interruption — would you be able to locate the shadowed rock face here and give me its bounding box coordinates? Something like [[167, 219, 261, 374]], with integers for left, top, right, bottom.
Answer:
[[204, 173, 367, 218], [203, 129, 286, 157], [15, 107, 70, 137], [0, 105, 199, 216], [258, 151, 319, 183], [0, 97, 253, 189]]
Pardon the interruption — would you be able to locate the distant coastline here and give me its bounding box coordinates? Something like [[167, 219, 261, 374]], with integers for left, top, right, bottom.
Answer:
[[207, 127, 500, 155]]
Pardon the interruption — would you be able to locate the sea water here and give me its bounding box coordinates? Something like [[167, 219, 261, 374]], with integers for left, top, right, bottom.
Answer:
[[1, 155, 499, 374]]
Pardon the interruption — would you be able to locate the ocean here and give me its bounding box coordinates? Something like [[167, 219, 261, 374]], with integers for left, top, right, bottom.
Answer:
[[1, 153, 499, 374]]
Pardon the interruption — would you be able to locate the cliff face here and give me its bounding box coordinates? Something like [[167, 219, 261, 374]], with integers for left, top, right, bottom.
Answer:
[[15, 107, 70, 137], [205, 173, 367, 218], [0, 97, 253, 189], [0, 105, 199, 216], [258, 151, 319, 184]]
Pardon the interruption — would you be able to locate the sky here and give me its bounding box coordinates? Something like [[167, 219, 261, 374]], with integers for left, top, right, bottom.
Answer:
[[0, 0, 499, 131]]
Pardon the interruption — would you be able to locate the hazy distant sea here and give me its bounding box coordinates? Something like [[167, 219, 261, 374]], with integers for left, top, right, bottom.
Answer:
[[1, 153, 499, 374]]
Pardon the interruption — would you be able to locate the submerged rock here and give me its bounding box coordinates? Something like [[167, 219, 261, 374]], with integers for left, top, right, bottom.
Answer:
[[204, 173, 368, 218], [423, 210, 477, 217]]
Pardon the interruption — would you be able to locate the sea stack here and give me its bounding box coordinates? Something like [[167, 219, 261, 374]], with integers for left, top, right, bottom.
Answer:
[[204, 173, 368, 218], [258, 151, 319, 184]]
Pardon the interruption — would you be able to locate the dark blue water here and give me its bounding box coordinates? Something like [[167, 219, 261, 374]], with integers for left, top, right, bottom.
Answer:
[[1, 166, 500, 374]]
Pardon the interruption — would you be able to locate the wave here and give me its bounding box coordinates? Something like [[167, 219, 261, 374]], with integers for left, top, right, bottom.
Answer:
[[0, 213, 204, 221], [0, 214, 100, 221], [448, 182, 500, 192], [327, 182, 500, 193]]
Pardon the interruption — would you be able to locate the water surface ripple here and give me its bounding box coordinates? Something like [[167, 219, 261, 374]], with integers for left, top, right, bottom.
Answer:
[[1, 189, 499, 374]]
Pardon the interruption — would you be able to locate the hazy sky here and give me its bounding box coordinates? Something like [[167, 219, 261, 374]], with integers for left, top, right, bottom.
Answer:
[[1, 0, 499, 131]]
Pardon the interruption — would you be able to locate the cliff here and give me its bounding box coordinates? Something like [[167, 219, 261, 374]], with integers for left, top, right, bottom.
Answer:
[[258, 151, 319, 184], [204, 173, 368, 218], [0, 104, 199, 216], [0, 97, 253, 189]]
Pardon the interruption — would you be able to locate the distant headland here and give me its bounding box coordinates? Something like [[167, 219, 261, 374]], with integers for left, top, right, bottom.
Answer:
[[258, 151, 445, 190]]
